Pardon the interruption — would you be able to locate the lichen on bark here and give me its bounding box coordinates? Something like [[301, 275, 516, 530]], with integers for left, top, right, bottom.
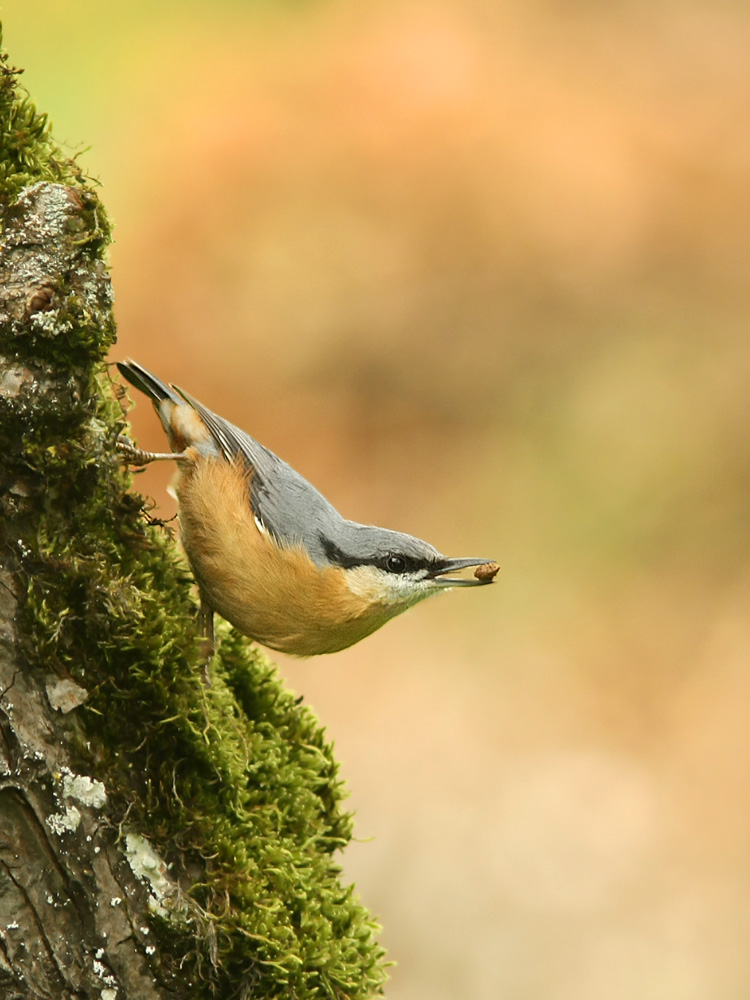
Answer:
[[0, 26, 386, 1000]]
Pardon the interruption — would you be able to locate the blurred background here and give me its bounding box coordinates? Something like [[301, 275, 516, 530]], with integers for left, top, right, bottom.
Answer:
[[6, 1, 750, 996]]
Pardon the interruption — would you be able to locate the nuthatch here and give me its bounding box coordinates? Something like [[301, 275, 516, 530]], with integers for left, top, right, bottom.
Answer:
[[117, 360, 497, 656]]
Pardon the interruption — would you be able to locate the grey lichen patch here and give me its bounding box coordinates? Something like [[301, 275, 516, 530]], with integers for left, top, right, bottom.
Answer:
[[47, 802, 82, 836], [125, 833, 178, 921], [45, 770, 106, 837], [92, 959, 119, 997], [0, 181, 113, 366], [60, 770, 107, 809], [45, 675, 89, 713]]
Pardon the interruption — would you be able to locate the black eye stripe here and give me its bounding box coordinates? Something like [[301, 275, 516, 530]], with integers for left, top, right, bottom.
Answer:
[[320, 536, 365, 569], [320, 535, 438, 576]]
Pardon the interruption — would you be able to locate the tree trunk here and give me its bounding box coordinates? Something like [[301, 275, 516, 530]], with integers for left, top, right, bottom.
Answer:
[[0, 28, 385, 1000]]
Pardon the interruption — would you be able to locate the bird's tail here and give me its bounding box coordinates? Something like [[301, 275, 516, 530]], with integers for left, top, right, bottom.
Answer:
[[116, 360, 183, 406], [117, 359, 218, 457]]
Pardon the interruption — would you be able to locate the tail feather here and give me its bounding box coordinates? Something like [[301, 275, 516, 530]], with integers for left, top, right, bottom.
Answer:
[[116, 360, 182, 405], [117, 359, 218, 456]]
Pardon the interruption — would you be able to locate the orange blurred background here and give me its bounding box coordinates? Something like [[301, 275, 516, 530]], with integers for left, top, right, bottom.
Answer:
[[7, 2, 750, 996]]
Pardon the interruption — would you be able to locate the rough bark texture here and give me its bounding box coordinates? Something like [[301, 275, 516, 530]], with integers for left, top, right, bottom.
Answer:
[[0, 29, 386, 1000], [0, 179, 167, 1000]]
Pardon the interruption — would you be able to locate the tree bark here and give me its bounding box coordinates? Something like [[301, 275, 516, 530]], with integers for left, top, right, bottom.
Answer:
[[0, 30, 385, 1000], [0, 177, 170, 1000]]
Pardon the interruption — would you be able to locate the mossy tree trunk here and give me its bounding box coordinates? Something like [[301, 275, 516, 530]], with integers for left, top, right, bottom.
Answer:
[[0, 30, 385, 1000]]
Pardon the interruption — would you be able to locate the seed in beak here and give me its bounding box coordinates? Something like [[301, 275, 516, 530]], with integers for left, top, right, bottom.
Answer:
[[474, 562, 500, 582]]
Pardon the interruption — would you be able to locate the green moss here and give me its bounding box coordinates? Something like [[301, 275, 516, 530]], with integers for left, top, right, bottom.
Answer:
[[0, 25, 386, 999], [23, 488, 387, 996], [0, 27, 80, 203]]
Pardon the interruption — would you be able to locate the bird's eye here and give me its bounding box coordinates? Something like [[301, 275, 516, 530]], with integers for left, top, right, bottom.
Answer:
[[385, 554, 406, 573]]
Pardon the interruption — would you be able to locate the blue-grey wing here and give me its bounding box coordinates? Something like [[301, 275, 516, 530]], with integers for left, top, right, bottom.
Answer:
[[173, 387, 344, 565]]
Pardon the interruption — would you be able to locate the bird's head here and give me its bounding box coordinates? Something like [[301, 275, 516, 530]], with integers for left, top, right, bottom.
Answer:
[[320, 525, 497, 615]]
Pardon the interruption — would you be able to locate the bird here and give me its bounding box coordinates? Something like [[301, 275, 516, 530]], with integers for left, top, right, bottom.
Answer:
[[116, 360, 498, 657]]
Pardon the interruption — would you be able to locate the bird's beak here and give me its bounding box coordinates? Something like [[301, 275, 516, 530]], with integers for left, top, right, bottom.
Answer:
[[427, 557, 499, 587]]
